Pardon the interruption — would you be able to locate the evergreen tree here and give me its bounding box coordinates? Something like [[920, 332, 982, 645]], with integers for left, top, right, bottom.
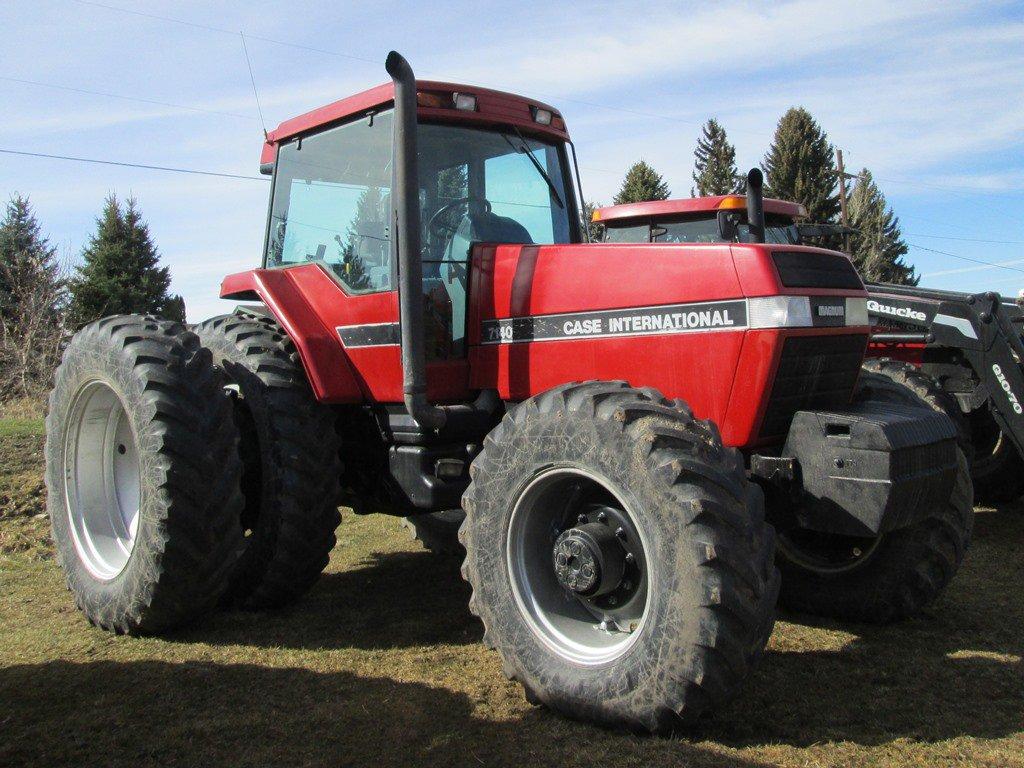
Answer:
[[0, 195, 62, 324], [68, 195, 185, 326], [335, 186, 387, 291], [848, 169, 917, 285], [691, 119, 741, 196], [0, 195, 67, 396], [613, 161, 670, 205], [763, 107, 839, 222], [583, 201, 605, 242]]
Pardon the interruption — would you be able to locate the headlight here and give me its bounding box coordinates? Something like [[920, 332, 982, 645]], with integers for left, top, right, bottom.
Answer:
[[844, 297, 869, 326], [748, 296, 813, 329]]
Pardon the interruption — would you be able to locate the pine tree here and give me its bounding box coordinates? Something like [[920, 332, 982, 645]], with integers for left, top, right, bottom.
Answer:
[[613, 161, 670, 205], [763, 107, 839, 222], [691, 119, 741, 196], [583, 201, 605, 242], [68, 195, 185, 327], [0, 195, 67, 397], [848, 169, 917, 285]]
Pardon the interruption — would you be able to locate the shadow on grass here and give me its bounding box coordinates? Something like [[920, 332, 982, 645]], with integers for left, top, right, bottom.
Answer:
[[0, 659, 773, 768], [177, 549, 480, 651], [168, 507, 1023, 750]]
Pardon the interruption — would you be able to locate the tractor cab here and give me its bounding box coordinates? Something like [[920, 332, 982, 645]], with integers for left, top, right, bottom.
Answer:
[[252, 78, 580, 362], [594, 195, 851, 247]]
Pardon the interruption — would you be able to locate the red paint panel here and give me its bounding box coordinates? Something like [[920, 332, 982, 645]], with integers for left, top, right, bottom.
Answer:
[[219, 267, 362, 402], [265, 80, 567, 147], [866, 341, 926, 366], [221, 264, 469, 404]]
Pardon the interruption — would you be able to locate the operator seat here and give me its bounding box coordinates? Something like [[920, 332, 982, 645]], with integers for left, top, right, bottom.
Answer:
[[441, 211, 533, 348]]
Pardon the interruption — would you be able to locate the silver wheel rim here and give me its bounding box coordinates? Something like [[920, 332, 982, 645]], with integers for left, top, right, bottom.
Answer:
[[506, 467, 650, 666], [63, 380, 142, 580]]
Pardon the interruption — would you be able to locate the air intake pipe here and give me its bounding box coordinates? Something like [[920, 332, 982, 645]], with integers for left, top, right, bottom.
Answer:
[[386, 51, 447, 430], [745, 168, 766, 244]]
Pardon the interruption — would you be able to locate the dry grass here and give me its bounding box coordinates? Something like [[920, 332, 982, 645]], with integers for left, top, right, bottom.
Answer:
[[1, 416, 1022, 768]]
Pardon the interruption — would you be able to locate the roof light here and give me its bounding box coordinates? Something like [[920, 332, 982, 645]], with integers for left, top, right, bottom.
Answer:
[[453, 92, 477, 111], [531, 106, 553, 125], [591, 209, 602, 222], [716, 196, 746, 210], [416, 91, 447, 108], [797, 204, 808, 218]]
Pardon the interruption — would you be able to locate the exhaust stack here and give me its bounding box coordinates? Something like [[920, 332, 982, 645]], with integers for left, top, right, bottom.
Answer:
[[745, 168, 766, 244], [386, 51, 446, 430]]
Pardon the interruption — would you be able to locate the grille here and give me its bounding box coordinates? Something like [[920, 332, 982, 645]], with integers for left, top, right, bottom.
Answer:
[[772, 251, 863, 290], [760, 334, 867, 439]]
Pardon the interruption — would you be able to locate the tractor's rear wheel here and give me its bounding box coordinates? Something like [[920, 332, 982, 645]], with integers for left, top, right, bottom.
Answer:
[[460, 382, 779, 733], [774, 360, 973, 623], [967, 405, 1024, 505], [401, 510, 464, 555], [45, 315, 244, 634], [196, 311, 342, 609]]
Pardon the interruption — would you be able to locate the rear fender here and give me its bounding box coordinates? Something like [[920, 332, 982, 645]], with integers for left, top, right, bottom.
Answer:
[[220, 268, 363, 402]]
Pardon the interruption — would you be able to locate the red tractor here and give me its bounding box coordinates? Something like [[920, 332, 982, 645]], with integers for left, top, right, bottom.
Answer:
[[45, 54, 970, 733], [595, 188, 1024, 504]]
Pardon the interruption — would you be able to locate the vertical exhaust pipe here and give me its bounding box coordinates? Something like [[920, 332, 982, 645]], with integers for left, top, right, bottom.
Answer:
[[745, 168, 766, 244], [386, 51, 446, 430]]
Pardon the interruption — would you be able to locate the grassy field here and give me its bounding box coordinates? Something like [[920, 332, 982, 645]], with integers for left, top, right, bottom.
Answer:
[[1, 416, 1022, 768]]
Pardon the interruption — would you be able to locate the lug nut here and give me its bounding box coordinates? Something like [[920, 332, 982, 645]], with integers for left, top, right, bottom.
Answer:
[[597, 511, 608, 523], [615, 527, 626, 540], [624, 552, 635, 565]]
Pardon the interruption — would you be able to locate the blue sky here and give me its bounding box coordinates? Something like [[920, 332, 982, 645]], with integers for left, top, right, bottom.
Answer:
[[1, 0, 1022, 320]]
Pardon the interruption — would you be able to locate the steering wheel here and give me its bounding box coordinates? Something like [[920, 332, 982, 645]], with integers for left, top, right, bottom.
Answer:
[[427, 196, 491, 241]]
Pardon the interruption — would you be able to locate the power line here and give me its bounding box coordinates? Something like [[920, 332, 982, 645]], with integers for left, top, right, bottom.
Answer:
[[68, 0, 377, 63], [0, 148, 267, 181], [905, 232, 1024, 245], [0, 75, 256, 121], [907, 242, 1024, 274]]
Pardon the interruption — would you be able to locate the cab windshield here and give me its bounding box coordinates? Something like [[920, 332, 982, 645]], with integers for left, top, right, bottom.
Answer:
[[604, 213, 799, 245], [265, 109, 576, 293], [264, 108, 577, 357]]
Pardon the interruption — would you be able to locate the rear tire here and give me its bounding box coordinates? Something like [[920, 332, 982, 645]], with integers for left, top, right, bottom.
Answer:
[[967, 405, 1024, 505], [45, 315, 244, 634], [196, 310, 342, 609], [461, 381, 779, 733], [774, 359, 973, 622], [401, 510, 464, 555]]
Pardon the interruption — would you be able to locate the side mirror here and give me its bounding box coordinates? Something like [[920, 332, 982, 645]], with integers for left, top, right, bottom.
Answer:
[[650, 225, 668, 242], [717, 210, 740, 241]]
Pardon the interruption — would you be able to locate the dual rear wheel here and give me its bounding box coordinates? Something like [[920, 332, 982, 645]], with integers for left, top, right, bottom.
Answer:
[[46, 312, 342, 633]]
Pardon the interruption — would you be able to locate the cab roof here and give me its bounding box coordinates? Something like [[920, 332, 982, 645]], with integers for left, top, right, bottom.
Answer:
[[593, 195, 807, 224], [259, 80, 569, 170]]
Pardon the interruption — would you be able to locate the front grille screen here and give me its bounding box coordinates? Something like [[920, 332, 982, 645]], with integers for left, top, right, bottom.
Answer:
[[759, 334, 867, 438]]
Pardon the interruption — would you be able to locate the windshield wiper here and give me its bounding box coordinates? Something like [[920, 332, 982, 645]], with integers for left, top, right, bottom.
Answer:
[[501, 128, 565, 210]]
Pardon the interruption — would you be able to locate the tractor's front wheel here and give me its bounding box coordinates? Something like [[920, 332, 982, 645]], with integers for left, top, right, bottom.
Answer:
[[461, 382, 779, 733], [196, 311, 342, 609], [774, 360, 973, 623], [45, 315, 244, 634]]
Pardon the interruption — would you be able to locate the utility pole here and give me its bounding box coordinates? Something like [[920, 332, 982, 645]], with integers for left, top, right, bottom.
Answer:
[[833, 148, 860, 253]]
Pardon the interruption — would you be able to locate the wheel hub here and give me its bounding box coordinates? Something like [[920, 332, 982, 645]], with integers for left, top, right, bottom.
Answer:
[[552, 522, 625, 597]]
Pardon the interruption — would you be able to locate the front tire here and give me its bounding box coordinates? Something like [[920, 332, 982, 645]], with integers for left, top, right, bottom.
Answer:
[[460, 382, 779, 733], [45, 315, 244, 634], [774, 359, 973, 622], [196, 311, 342, 609]]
